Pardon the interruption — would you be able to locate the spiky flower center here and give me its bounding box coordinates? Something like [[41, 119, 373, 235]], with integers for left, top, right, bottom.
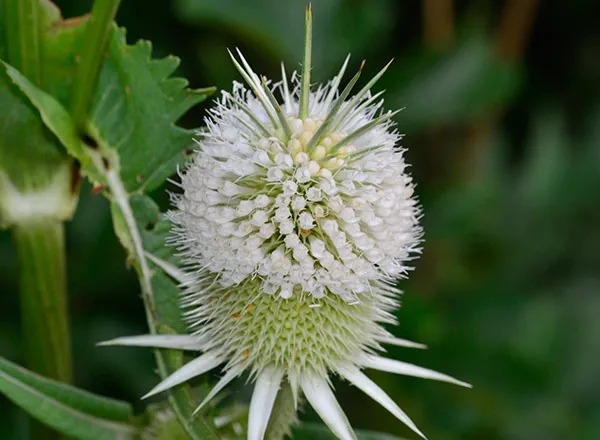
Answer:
[[105, 11, 470, 439], [184, 278, 394, 381]]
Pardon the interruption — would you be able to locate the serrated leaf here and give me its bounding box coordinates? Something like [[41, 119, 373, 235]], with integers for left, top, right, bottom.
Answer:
[[89, 26, 214, 193], [5, 25, 218, 440], [0, 356, 137, 440], [293, 423, 410, 440]]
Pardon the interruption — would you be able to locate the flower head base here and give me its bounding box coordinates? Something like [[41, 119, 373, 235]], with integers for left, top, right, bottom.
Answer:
[[102, 6, 469, 440]]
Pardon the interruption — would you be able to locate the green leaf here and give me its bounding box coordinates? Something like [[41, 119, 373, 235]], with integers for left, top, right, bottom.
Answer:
[[4, 23, 215, 193], [0, 66, 77, 228], [3, 24, 217, 440], [293, 423, 410, 440], [386, 39, 522, 131], [0, 356, 137, 440], [0, 1, 82, 226], [89, 27, 214, 193], [1, 60, 97, 180]]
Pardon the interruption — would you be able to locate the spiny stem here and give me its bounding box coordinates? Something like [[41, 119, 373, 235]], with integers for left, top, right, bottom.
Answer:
[[70, 0, 121, 131], [299, 3, 312, 120]]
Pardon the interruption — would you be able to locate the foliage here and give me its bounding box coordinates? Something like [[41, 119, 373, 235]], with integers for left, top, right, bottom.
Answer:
[[1, 0, 600, 440]]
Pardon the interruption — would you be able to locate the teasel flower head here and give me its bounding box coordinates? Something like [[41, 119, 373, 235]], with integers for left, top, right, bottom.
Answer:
[[102, 5, 470, 440]]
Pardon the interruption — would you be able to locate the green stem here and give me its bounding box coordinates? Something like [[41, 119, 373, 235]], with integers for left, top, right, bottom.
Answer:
[[12, 221, 72, 440], [104, 165, 217, 440], [4, 2, 71, 439], [12, 222, 72, 381], [3, 0, 43, 86], [70, 0, 121, 131]]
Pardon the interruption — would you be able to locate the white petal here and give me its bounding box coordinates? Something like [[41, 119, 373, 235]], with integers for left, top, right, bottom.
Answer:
[[142, 351, 222, 399], [193, 364, 245, 415], [338, 365, 426, 439], [300, 374, 357, 440], [248, 366, 284, 440], [97, 334, 204, 351], [360, 355, 472, 388], [376, 335, 427, 350], [144, 252, 194, 285]]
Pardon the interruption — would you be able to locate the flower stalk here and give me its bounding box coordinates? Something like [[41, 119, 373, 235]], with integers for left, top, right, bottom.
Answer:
[[2, 1, 78, 439], [11, 220, 72, 440], [12, 221, 72, 383]]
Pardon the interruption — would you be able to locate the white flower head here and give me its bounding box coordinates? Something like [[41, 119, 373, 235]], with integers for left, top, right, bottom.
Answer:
[[103, 6, 470, 440]]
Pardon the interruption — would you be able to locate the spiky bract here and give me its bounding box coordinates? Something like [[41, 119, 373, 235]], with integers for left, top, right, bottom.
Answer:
[[181, 276, 397, 388], [102, 7, 469, 440]]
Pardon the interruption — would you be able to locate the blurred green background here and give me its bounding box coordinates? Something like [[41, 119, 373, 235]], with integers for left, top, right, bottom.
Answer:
[[1, 0, 600, 439]]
